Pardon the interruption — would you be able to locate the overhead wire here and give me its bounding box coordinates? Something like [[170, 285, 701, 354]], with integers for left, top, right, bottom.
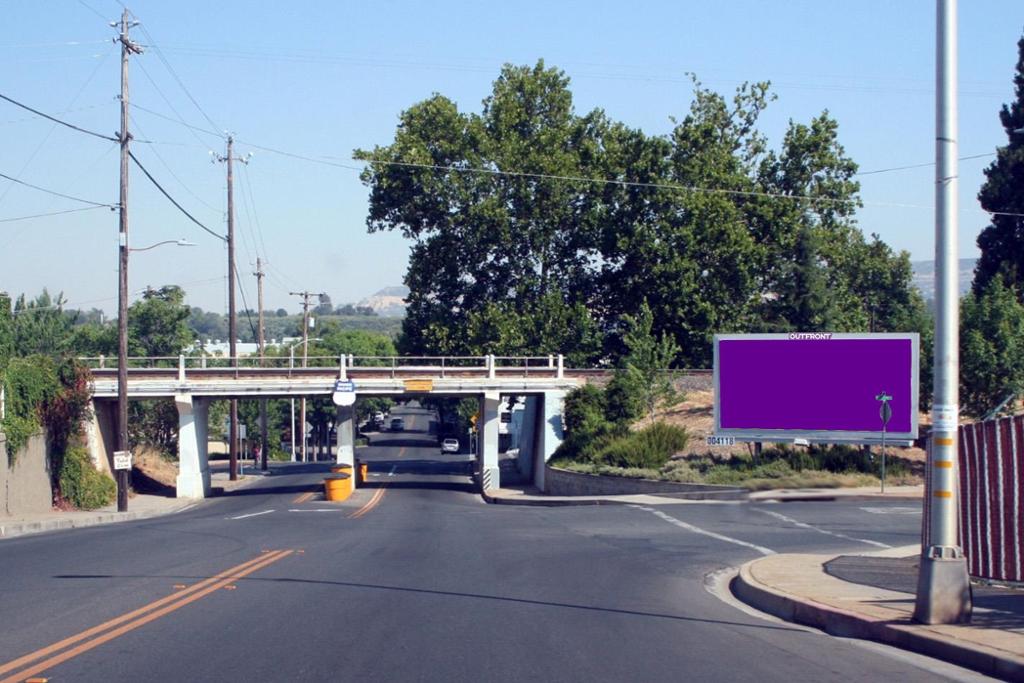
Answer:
[[128, 112, 221, 213], [0, 92, 117, 142], [0, 206, 110, 223], [127, 150, 225, 241], [135, 56, 222, 150], [233, 261, 259, 341], [135, 23, 223, 135], [0, 170, 114, 207], [239, 163, 269, 259]]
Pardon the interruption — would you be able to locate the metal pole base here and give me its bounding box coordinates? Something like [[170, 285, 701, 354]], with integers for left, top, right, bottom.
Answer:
[[913, 546, 972, 624]]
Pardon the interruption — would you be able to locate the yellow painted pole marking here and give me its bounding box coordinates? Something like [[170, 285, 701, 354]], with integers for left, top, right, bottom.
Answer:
[[0, 551, 292, 682], [933, 460, 953, 469], [933, 490, 954, 499], [934, 437, 954, 446]]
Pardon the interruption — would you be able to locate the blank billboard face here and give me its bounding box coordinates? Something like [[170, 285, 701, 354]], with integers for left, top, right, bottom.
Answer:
[[714, 333, 919, 443]]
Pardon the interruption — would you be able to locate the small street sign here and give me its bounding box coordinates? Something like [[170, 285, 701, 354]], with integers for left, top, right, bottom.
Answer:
[[113, 450, 132, 471], [706, 435, 736, 447], [334, 379, 355, 393]]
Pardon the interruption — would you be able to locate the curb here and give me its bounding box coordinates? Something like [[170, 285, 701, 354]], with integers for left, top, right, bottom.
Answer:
[[480, 489, 627, 507], [0, 501, 196, 541], [732, 559, 1024, 681]]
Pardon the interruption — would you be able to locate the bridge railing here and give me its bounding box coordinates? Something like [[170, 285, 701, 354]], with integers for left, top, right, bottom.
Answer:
[[81, 354, 568, 379]]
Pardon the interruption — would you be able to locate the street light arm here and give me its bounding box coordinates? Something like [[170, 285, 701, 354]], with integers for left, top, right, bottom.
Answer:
[[129, 238, 196, 252]]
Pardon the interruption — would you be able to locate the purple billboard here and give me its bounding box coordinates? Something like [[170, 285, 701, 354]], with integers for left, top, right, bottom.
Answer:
[[714, 333, 919, 444]]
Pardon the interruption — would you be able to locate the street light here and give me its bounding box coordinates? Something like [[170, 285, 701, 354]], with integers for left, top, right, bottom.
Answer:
[[116, 237, 197, 512], [283, 337, 321, 462], [129, 238, 196, 252]]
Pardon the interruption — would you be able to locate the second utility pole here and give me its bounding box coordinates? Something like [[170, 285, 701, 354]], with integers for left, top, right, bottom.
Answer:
[[255, 257, 268, 470], [216, 135, 248, 480]]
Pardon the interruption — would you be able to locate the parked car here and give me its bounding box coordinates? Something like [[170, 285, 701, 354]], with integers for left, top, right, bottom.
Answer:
[[441, 438, 459, 454], [390, 417, 405, 431]]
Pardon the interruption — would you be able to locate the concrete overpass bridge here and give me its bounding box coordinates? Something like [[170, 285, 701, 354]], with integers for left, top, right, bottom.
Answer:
[[84, 354, 596, 499]]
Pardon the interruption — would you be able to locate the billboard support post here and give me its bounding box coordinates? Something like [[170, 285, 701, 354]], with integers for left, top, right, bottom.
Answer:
[[914, 0, 972, 625]]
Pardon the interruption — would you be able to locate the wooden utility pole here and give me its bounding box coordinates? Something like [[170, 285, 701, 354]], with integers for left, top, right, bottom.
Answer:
[[289, 290, 323, 462], [216, 137, 248, 480], [255, 257, 268, 470], [115, 9, 142, 513]]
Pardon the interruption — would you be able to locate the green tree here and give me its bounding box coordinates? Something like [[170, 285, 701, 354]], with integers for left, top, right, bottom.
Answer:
[[0, 292, 12, 369], [615, 301, 681, 421], [12, 290, 74, 357], [358, 60, 609, 361], [128, 286, 191, 357], [974, 33, 1024, 298], [960, 277, 1024, 417]]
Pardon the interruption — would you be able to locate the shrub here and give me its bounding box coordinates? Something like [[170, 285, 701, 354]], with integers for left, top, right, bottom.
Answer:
[[59, 446, 116, 510], [592, 422, 688, 469], [1, 355, 59, 456]]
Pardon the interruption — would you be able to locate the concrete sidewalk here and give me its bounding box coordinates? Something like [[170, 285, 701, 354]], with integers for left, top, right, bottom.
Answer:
[[0, 469, 268, 540], [733, 547, 1024, 681]]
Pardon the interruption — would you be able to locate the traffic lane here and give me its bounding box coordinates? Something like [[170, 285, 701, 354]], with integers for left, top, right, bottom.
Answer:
[[614, 499, 923, 559], [14, 483, 952, 683], [0, 463, 380, 661]]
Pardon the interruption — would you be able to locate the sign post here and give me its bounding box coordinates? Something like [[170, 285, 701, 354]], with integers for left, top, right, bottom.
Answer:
[[876, 392, 892, 493]]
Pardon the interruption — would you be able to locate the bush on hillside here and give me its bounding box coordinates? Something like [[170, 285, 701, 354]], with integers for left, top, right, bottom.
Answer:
[[592, 422, 689, 469]]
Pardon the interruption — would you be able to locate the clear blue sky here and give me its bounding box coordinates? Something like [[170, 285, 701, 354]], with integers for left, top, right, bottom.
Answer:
[[1, 1, 1022, 317]]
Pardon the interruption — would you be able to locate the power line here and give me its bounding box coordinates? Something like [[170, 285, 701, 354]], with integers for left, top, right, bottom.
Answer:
[[855, 152, 997, 177], [0, 169, 114, 207], [0, 92, 117, 142], [129, 101, 221, 138], [127, 150, 225, 241], [128, 112, 221, 213], [135, 56, 222, 150], [0, 205, 109, 223], [233, 261, 259, 341], [136, 23, 223, 134]]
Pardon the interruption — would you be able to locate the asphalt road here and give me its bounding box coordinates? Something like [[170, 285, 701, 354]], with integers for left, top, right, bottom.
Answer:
[[0, 405, 992, 682]]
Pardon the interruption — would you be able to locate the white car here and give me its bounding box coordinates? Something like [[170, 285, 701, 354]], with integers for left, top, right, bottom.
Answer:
[[441, 438, 459, 453]]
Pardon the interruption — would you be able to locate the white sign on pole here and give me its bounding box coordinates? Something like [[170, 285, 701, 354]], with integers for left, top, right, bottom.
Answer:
[[113, 450, 132, 470], [332, 379, 356, 407]]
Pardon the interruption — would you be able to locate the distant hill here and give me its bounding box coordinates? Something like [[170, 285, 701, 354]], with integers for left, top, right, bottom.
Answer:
[[358, 285, 409, 318], [910, 259, 976, 300]]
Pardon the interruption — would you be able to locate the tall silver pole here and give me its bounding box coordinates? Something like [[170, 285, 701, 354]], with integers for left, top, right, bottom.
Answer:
[[914, 0, 971, 625]]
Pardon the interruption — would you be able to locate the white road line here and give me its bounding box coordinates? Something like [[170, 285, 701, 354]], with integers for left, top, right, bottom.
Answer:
[[859, 506, 921, 515], [388, 465, 397, 477], [288, 508, 339, 513], [756, 508, 891, 548], [229, 509, 275, 520], [178, 504, 197, 513], [631, 506, 775, 556]]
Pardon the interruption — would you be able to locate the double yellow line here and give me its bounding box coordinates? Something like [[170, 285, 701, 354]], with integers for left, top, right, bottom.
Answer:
[[348, 487, 386, 519], [0, 550, 293, 683]]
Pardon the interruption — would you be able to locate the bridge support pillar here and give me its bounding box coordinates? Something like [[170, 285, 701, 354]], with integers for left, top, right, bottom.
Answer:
[[85, 399, 117, 476], [175, 394, 211, 499], [478, 391, 500, 491], [534, 390, 566, 493], [335, 404, 356, 484]]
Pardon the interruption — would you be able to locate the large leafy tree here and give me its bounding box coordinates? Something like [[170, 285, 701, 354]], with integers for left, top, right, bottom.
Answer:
[[974, 33, 1024, 298], [960, 277, 1024, 417], [357, 60, 609, 360], [127, 286, 191, 358]]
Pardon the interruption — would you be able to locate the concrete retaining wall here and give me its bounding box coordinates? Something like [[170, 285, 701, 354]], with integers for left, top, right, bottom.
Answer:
[[543, 466, 747, 500], [0, 431, 52, 515]]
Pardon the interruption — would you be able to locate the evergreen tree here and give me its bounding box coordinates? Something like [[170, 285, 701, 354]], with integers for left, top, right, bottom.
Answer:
[[974, 33, 1024, 299]]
